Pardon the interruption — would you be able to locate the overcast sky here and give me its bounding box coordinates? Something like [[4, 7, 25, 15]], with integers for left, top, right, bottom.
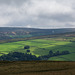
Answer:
[[0, 0, 75, 29]]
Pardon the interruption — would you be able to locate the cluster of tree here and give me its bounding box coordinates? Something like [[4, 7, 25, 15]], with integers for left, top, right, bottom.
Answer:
[[0, 52, 41, 61], [70, 40, 75, 42], [24, 45, 30, 53], [49, 50, 70, 56], [0, 50, 70, 61], [39, 50, 70, 60]]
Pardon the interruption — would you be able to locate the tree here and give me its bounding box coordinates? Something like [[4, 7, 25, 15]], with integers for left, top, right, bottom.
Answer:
[[27, 50, 30, 52], [49, 50, 53, 56], [61, 51, 70, 55], [24, 45, 30, 49], [54, 51, 60, 56]]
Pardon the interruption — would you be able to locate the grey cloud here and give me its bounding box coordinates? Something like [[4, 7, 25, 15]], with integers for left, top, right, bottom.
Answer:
[[39, 14, 75, 22], [0, 0, 28, 4], [0, 0, 75, 28], [65, 23, 74, 27]]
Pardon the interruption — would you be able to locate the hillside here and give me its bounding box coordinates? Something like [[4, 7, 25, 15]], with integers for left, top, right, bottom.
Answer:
[[0, 32, 75, 61], [0, 28, 75, 61], [0, 27, 75, 40]]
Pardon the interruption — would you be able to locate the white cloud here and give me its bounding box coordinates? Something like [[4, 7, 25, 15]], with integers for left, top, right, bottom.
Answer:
[[0, 0, 75, 28], [26, 24, 32, 28]]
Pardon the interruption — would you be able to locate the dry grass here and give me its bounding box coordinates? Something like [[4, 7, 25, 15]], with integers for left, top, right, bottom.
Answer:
[[0, 61, 75, 75]]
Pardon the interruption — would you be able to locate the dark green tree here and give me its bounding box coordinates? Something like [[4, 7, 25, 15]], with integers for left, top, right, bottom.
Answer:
[[24, 45, 30, 49], [27, 50, 30, 52], [49, 50, 53, 56], [54, 51, 60, 56]]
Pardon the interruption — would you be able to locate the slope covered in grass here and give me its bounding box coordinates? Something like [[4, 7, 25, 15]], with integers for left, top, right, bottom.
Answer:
[[0, 37, 75, 61]]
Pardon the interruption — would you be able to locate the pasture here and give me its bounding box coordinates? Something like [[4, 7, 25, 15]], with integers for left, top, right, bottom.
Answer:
[[0, 37, 75, 61]]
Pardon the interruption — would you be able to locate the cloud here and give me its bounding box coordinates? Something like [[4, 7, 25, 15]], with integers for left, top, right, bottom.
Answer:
[[0, 0, 28, 5], [0, 0, 75, 29]]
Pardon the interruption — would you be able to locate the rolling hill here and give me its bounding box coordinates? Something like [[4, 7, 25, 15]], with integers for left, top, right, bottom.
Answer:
[[0, 27, 75, 40]]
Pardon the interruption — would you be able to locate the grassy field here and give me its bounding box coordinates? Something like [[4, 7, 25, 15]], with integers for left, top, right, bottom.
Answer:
[[0, 61, 75, 75], [0, 37, 75, 61]]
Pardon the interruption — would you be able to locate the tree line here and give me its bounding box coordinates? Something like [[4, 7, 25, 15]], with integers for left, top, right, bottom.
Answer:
[[0, 50, 70, 61], [39, 50, 70, 60], [0, 52, 41, 61]]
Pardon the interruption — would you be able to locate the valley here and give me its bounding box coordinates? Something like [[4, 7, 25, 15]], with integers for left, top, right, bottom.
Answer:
[[0, 34, 75, 61]]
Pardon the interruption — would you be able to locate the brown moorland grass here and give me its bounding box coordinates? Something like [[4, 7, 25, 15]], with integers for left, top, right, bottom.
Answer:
[[0, 61, 75, 75]]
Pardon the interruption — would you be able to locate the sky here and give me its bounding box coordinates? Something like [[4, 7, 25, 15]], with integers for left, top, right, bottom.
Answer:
[[0, 0, 75, 29]]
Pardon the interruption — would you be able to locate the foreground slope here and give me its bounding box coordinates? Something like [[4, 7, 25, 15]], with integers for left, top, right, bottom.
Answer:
[[0, 61, 75, 75]]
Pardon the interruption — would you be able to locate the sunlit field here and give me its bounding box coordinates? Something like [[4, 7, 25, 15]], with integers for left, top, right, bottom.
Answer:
[[0, 37, 75, 61]]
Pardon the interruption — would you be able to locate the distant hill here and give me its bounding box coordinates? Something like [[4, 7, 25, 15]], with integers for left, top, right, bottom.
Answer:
[[0, 27, 75, 40]]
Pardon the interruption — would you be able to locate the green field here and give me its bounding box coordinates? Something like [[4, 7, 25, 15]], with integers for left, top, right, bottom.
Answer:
[[0, 37, 75, 61]]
